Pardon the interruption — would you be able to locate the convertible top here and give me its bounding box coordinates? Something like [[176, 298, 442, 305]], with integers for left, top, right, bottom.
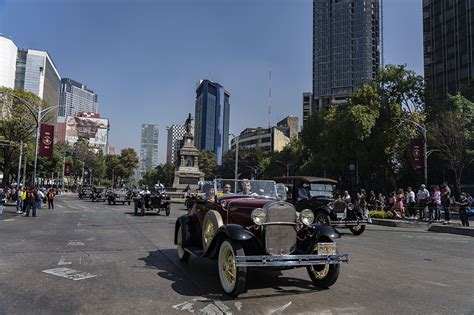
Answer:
[[273, 176, 338, 184]]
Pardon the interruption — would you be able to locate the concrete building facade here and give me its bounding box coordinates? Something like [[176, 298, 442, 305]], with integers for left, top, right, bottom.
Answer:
[[0, 36, 18, 89]]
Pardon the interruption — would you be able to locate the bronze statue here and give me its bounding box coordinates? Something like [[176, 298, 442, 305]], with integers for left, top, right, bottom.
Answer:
[[185, 113, 192, 134]]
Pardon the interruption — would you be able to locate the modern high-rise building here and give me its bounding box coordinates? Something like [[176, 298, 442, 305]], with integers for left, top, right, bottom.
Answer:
[[140, 124, 159, 176], [423, 0, 474, 103], [58, 78, 98, 118], [0, 36, 18, 89], [15, 49, 61, 110], [302, 92, 313, 125], [312, 0, 380, 110], [194, 79, 230, 165], [166, 124, 186, 165]]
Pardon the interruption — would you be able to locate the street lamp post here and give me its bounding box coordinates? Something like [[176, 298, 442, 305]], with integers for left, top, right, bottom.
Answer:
[[229, 133, 239, 192], [393, 118, 428, 185], [0, 91, 58, 186]]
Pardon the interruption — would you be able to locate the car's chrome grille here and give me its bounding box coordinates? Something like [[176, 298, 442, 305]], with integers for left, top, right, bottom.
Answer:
[[264, 202, 296, 255]]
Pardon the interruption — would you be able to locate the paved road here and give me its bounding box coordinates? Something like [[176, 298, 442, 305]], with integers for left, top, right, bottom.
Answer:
[[0, 195, 473, 315]]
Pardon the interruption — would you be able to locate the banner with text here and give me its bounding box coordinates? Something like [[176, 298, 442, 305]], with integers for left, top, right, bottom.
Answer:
[[39, 124, 55, 157], [410, 138, 424, 170]]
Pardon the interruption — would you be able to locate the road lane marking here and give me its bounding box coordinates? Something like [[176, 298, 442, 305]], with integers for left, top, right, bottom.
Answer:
[[267, 302, 291, 314], [58, 256, 72, 265], [423, 280, 449, 287], [42, 267, 97, 281], [234, 302, 242, 311], [1, 219, 15, 222], [67, 240, 84, 246]]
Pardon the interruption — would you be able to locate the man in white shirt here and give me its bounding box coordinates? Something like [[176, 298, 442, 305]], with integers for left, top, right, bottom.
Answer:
[[406, 187, 416, 219], [417, 184, 430, 220]]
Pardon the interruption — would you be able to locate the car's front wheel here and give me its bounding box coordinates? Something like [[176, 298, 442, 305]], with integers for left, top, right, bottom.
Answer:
[[314, 210, 331, 225], [306, 240, 340, 288], [218, 239, 247, 297], [177, 225, 190, 262], [349, 213, 366, 235]]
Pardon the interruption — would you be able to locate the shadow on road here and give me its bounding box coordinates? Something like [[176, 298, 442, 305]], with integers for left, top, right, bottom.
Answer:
[[139, 249, 325, 300], [123, 211, 168, 216]]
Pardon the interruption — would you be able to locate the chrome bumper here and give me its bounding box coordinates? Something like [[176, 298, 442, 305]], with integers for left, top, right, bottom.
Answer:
[[235, 254, 349, 267]]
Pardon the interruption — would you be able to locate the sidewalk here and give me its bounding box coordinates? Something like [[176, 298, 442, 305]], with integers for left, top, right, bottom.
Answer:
[[371, 217, 474, 237]]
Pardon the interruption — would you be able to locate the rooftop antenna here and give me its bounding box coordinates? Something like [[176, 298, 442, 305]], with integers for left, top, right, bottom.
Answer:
[[268, 68, 272, 128]]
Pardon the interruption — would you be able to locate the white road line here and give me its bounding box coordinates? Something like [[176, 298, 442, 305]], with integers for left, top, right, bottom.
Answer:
[[67, 240, 84, 246], [1, 219, 15, 222], [267, 302, 292, 315], [58, 256, 72, 265], [423, 280, 450, 287], [42, 267, 97, 281]]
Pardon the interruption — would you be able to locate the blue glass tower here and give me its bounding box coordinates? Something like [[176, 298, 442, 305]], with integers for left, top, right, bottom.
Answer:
[[194, 80, 230, 165]]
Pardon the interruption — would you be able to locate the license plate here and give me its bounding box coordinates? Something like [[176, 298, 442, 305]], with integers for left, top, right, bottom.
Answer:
[[317, 243, 337, 255]]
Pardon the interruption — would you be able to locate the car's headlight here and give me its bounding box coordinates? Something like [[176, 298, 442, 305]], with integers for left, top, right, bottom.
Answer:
[[327, 202, 335, 210], [300, 209, 315, 226], [251, 208, 266, 225], [347, 203, 354, 211]]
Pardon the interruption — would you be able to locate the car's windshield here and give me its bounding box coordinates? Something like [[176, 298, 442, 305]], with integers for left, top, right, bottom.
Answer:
[[309, 183, 334, 198], [201, 179, 277, 199]]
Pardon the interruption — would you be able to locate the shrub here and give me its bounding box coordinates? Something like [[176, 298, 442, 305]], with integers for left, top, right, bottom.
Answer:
[[369, 210, 394, 219]]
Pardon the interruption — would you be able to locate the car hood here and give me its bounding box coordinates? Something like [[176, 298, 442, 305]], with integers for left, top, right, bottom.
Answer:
[[223, 197, 275, 209]]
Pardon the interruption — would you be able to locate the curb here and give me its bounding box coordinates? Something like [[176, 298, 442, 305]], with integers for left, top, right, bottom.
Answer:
[[428, 225, 474, 237], [370, 219, 428, 229]]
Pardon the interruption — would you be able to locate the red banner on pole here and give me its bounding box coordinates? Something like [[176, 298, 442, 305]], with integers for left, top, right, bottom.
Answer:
[[410, 138, 424, 170], [64, 163, 71, 176], [39, 124, 54, 157]]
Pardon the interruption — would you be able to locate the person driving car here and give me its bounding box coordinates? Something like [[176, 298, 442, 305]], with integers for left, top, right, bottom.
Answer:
[[297, 182, 310, 201]]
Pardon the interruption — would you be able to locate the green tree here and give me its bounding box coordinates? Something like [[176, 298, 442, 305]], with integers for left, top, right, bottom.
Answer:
[[198, 151, 217, 180], [219, 148, 267, 179], [0, 88, 51, 185], [141, 163, 175, 187], [428, 94, 474, 194]]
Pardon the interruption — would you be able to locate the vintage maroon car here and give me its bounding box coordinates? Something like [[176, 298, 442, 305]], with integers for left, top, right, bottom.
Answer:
[[174, 179, 349, 297]]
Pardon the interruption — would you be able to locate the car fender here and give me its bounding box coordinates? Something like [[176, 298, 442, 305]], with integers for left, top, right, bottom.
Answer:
[[309, 223, 341, 240], [204, 224, 256, 259], [174, 215, 192, 246]]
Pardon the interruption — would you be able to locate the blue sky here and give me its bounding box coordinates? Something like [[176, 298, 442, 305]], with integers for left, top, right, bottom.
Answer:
[[0, 0, 423, 163]]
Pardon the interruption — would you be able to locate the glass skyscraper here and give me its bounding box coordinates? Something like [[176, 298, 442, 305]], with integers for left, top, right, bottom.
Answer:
[[58, 78, 98, 118], [140, 124, 159, 177], [423, 0, 474, 103], [313, 0, 380, 109], [194, 80, 230, 165]]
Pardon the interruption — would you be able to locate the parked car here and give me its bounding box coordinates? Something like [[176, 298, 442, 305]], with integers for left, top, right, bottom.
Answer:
[[133, 185, 171, 216], [90, 186, 108, 202], [107, 188, 132, 205], [274, 176, 371, 235], [174, 179, 349, 297]]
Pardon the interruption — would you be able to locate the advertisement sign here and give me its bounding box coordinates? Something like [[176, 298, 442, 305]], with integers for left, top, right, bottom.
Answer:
[[65, 116, 109, 149], [39, 124, 54, 157], [410, 138, 424, 169]]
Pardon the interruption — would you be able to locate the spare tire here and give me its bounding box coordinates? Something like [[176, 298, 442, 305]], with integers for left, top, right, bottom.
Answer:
[[202, 210, 224, 252]]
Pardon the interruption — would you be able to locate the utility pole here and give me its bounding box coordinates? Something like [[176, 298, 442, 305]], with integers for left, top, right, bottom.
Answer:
[[22, 152, 27, 186], [17, 141, 23, 186]]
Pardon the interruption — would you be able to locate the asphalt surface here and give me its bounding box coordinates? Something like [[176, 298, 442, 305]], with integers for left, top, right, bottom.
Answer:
[[0, 195, 473, 315]]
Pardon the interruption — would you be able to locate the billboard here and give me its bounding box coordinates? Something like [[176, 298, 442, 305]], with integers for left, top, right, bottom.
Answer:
[[65, 116, 109, 150]]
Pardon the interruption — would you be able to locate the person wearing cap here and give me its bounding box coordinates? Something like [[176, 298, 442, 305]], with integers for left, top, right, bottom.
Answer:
[[455, 193, 470, 227], [417, 184, 430, 220]]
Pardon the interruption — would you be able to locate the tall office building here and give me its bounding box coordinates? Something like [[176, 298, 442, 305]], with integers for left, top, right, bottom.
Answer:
[[194, 79, 230, 165], [423, 0, 474, 103], [166, 124, 186, 165], [312, 0, 380, 110], [140, 124, 159, 176], [0, 36, 18, 89], [15, 49, 61, 110], [58, 78, 98, 118]]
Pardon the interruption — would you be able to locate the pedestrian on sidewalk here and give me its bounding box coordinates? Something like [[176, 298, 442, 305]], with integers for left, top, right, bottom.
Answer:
[[456, 193, 470, 227], [24, 186, 37, 217], [47, 189, 55, 209], [441, 182, 452, 224], [21, 188, 27, 213], [406, 187, 416, 219], [0, 187, 6, 215], [394, 189, 406, 218], [36, 188, 44, 210], [432, 185, 442, 222], [417, 184, 430, 220], [16, 186, 24, 213]]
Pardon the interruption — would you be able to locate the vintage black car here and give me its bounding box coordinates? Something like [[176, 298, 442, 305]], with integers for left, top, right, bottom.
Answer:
[[174, 179, 349, 297], [274, 176, 371, 235], [107, 188, 132, 205], [78, 186, 92, 199], [133, 186, 171, 216], [90, 186, 108, 202]]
